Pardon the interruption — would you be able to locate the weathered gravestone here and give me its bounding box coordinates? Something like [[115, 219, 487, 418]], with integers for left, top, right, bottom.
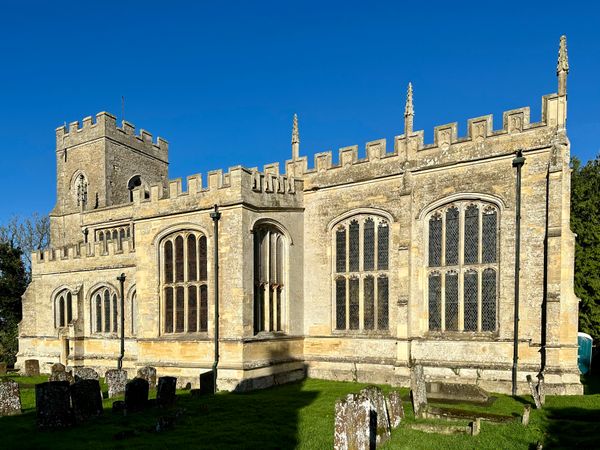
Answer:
[[199, 370, 215, 395], [522, 405, 531, 426], [49, 363, 74, 383], [125, 378, 149, 413], [36, 381, 73, 429], [73, 367, 99, 382], [334, 393, 375, 450], [24, 359, 40, 377], [386, 390, 404, 429], [105, 369, 127, 398], [0, 362, 7, 375], [71, 379, 103, 423], [360, 386, 390, 446], [537, 373, 546, 406], [410, 364, 428, 418], [0, 380, 22, 416], [157, 376, 177, 408], [137, 366, 157, 389], [527, 375, 542, 409]]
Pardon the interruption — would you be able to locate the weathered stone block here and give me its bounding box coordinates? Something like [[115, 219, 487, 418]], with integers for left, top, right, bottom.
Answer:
[[157, 376, 177, 408], [70, 379, 103, 423], [359, 386, 390, 446], [24, 359, 40, 377], [73, 367, 99, 382], [49, 363, 74, 383], [35, 381, 73, 429], [105, 369, 127, 398], [334, 393, 375, 450], [410, 364, 427, 418], [137, 366, 157, 388], [0, 380, 22, 416], [385, 390, 404, 428], [125, 378, 149, 412]]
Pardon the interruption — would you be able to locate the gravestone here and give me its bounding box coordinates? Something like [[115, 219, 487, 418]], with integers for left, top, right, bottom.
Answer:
[[334, 393, 375, 450], [112, 400, 125, 413], [526, 375, 542, 409], [199, 370, 215, 395], [73, 367, 99, 382], [360, 386, 391, 446], [36, 381, 73, 429], [0, 362, 7, 375], [137, 366, 157, 389], [105, 369, 127, 398], [70, 379, 103, 423], [24, 359, 40, 377], [0, 380, 22, 416], [410, 364, 428, 418], [125, 378, 149, 413], [386, 390, 404, 428], [157, 376, 177, 408], [522, 405, 531, 426], [49, 363, 74, 383], [537, 374, 546, 406], [471, 418, 481, 436]]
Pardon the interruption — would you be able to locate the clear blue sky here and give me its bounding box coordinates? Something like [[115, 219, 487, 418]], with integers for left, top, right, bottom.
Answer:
[[0, 1, 598, 223]]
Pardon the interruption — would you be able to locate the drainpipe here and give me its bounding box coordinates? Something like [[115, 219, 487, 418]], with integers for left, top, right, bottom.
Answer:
[[512, 150, 525, 396], [117, 273, 126, 370], [209, 204, 221, 393]]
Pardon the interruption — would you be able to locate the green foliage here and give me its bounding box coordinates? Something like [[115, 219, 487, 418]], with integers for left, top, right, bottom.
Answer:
[[0, 241, 27, 366], [571, 154, 600, 342]]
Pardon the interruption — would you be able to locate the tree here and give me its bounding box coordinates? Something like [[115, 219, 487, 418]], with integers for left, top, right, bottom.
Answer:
[[571, 154, 600, 342], [0, 242, 27, 366], [0, 213, 50, 282]]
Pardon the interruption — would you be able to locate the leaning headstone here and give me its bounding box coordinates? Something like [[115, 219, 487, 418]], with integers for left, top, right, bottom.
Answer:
[[73, 367, 99, 382], [105, 369, 127, 398], [24, 359, 40, 377], [49, 363, 74, 383], [70, 379, 103, 423], [137, 366, 157, 389], [386, 390, 404, 428], [0, 380, 22, 416], [124, 378, 149, 413], [0, 362, 7, 375], [199, 370, 215, 395], [157, 376, 177, 408], [522, 405, 531, 426], [410, 364, 428, 418], [470, 418, 481, 436], [526, 375, 542, 409], [537, 374, 546, 406], [35, 381, 73, 429], [334, 393, 375, 450], [360, 386, 390, 446]]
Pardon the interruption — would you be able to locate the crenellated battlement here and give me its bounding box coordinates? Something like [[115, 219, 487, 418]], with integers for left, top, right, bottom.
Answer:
[[55, 112, 168, 162]]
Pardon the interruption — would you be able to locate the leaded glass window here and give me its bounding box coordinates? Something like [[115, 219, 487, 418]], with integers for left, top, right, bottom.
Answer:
[[253, 225, 287, 334], [91, 286, 118, 333], [161, 230, 208, 334], [333, 214, 390, 332], [55, 290, 72, 328], [426, 200, 499, 333]]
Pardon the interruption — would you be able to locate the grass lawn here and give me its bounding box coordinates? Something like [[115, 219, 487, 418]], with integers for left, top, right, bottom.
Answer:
[[1, 374, 599, 449]]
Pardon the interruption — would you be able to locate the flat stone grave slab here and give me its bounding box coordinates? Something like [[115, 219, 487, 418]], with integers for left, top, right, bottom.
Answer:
[[71, 379, 103, 423], [24, 359, 40, 377], [157, 376, 177, 408], [0, 380, 22, 416], [426, 382, 494, 405], [105, 369, 127, 398], [407, 419, 480, 436], [334, 392, 375, 450], [125, 378, 149, 413], [36, 381, 73, 429], [425, 405, 515, 423], [137, 366, 157, 389]]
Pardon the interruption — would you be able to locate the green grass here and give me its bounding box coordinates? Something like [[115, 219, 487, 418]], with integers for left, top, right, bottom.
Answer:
[[1, 374, 599, 449]]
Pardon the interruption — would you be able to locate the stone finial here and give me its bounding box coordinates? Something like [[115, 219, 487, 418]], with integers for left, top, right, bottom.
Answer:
[[557, 35, 569, 95], [404, 82, 414, 135], [291, 113, 300, 160]]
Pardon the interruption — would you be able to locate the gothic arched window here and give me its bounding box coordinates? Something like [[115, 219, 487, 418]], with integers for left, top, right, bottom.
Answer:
[[333, 215, 390, 332], [426, 201, 499, 333], [253, 224, 287, 334], [73, 173, 88, 209], [161, 231, 208, 334], [91, 286, 118, 333], [54, 290, 73, 328]]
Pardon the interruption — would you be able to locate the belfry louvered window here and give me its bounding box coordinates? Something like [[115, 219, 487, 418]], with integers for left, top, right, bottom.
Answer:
[[334, 215, 390, 332], [427, 201, 499, 333], [161, 231, 208, 334], [54, 290, 73, 328], [253, 225, 287, 334], [91, 286, 118, 333]]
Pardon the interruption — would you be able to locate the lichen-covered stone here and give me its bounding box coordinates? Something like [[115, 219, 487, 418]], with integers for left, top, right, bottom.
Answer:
[[105, 369, 127, 398], [157, 376, 177, 408], [411, 364, 427, 418], [35, 381, 73, 429], [522, 405, 531, 426], [49, 363, 74, 383], [24, 359, 39, 377], [527, 375, 542, 409], [73, 367, 99, 382], [137, 366, 157, 388], [70, 379, 103, 423], [125, 378, 149, 412], [0, 380, 22, 416], [386, 390, 404, 428], [334, 393, 375, 450], [360, 386, 390, 445]]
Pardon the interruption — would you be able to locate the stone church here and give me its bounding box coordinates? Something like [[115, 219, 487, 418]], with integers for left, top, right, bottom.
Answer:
[[17, 36, 581, 394]]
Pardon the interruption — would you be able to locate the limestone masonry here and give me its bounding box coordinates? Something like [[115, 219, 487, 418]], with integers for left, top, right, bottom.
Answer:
[[17, 36, 581, 394]]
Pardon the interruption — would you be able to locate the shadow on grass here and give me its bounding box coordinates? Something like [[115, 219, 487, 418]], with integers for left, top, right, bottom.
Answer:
[[543, 406, 600, 449]]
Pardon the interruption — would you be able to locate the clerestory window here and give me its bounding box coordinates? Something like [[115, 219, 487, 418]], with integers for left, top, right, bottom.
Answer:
[[426, 201, 499, 333], [161, 231, 208, 334], [333, 215, 389, 332]]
